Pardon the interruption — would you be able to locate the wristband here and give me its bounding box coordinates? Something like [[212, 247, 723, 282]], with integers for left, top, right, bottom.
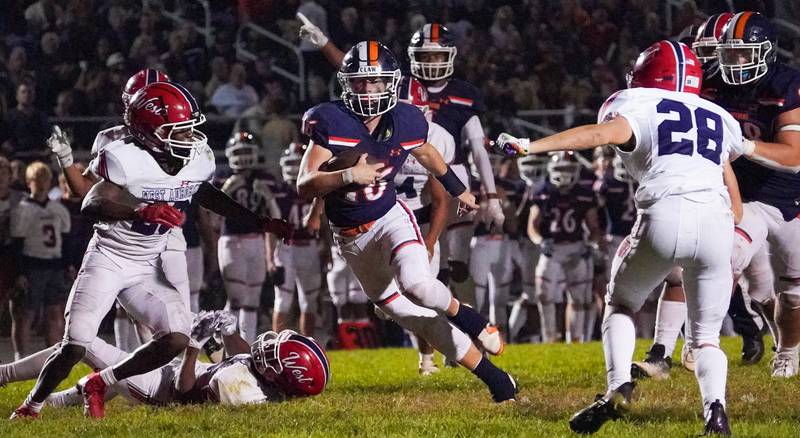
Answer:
[[342, 168, 354, 185], [436, 167, 466, 197]]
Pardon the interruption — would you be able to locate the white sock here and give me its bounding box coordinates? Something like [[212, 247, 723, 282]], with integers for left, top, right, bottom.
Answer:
[[538, 303, 557, 342], [568, 307, 586, 343], [419, 352, 435, 365], [694, 346, 727, 417], [240, 309, 259, 343], [0, 346, 57, 385], [190, 292, 200, 313], [602, 310, 636, 393], [46, 387, 83, 407], [654, 300, 686, 356], [24, 394, 44, 412], [508, 300, 528, 341], [585, 306, 598, 341], [99, 367, 118, 386], [114, 317, 139, 352]]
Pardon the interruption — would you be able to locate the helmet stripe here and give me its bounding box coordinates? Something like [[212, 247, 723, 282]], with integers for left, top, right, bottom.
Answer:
[[290, 335, 329, 383], [714, 13, 732, 39], [667, 41, 685, 92], [146, 69, 157, 84], [368, 40, 378, 66], [734, 11, 753, 40], [166, 81, 200, 113], [431, 23, 439, 43]]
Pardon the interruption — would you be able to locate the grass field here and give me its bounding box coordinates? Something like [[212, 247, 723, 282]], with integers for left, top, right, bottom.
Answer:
[[0, 337, 797, 437]]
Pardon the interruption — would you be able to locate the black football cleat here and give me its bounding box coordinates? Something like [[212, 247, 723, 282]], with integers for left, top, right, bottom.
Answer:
[[704, 400, 731, 436], [741, 332, 765, 365], [569, 382, 634, 434], [631, 343, 672, 380]]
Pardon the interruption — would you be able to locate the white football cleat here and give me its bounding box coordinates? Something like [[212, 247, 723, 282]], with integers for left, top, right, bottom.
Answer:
[[681, 343, 696, 372], [419, 360, 441, 376], [771, 350, 799, 378], [477, 325, 505, 356]]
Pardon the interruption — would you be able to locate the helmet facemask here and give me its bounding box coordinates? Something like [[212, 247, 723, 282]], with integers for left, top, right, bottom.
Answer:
[[408, 46, 457, 81], [691, 38, 720, 64], [155, 114, 208, 161], [717, 40, 774, 85], [226, 142, 259, 171], [518, 155, 548, 185], [547, 156, 580, 189], [251, 330, 289, 377], [338, 70, 402, 117]]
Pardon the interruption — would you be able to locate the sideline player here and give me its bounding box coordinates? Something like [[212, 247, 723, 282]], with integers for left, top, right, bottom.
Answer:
[[495, 41, 744, 434], [12, 82, 291, 419], [218, 132, 281, 342], [297, 41, 516, 403]]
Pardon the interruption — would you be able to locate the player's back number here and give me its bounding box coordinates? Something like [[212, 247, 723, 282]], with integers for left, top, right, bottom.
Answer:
[[656, 98, 723, 164]]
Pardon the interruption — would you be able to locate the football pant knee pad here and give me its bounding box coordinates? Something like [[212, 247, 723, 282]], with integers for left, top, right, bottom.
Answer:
[[403, 278, 453, 313]]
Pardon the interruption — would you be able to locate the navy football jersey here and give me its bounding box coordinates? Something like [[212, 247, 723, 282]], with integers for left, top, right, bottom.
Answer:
[[532, 181, 598, 243], [400, 78, 483, 165], [702, 63, 800, 220], [220, 170, 279, 235], [273, 181, 315, 240], [302, 100, 428, 228], [596, 174, 637, 237]]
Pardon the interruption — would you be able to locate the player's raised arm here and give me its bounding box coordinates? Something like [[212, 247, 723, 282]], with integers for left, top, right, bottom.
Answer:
[[295, 142, 383, 199], [411, 142, 478, 210], [48, 126, 98, 197], [297, 12, 345, 67], [492, 117, 635, 157], [722, 160, 743, 224]]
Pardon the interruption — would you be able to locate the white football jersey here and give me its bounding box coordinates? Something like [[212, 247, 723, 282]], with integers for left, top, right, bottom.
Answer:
[[90, 125, 128, 157], [10, 197, 71, 259], [87, 139, 215, 260], [394, 121, 455, 210], [598, 87, 745, 207]]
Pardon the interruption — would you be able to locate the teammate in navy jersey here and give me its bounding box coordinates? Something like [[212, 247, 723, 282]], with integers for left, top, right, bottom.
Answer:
[[269, 143, 323, 337], [528, 152, 602, 343], [219, 132, 282, 343], [297, 40, 517, 403], [297, 16, 503, 291]]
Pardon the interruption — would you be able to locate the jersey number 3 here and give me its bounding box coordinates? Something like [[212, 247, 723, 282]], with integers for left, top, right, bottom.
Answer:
[[656, 98, 723, 164]]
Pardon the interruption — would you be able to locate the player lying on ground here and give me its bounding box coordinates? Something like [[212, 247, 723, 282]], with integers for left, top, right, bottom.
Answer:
[[494, 40, 744, 435], [0, 311, 329, 408]]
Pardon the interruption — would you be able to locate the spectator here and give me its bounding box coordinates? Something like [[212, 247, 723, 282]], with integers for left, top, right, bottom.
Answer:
[[260, 96, 298, 173], [205, 56, 230, 102], [1, 83, 50, 159], [24, 0, 62, 34], [330, 7, 360, 51], [489, 6, 521, 52], [5, 47, 35, 96], [9, 160, 27, 192], [0, 157, 25, 308], [9, 162, 70, 359], [210, 63, 259, 117]]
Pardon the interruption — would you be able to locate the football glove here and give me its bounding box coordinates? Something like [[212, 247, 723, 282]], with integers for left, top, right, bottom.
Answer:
[[493, 133, 530, 157], [136, 203, 185, 228], [482, 197, 506, 228], [297, 12, 329, 48], [263, 217, 293, 239], [48, 125, 74, 168]]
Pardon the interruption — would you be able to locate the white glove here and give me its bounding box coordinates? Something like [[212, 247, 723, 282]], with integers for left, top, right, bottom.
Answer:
[[483, 197, 506, 229], [742, 138, 756, 157], [48, 125, 74, 168], [297, 12, 329, 49], [493, 133, 530, 157]]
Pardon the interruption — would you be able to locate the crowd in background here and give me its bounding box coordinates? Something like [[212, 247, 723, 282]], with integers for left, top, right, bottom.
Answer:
[[0, 0, 795, 354]]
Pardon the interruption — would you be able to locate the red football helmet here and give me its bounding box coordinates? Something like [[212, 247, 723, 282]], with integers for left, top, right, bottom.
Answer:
[[251, 330, 330, 397], [125, 81, 207, 160], [692, 13, 734, 63], [122, 69, 170, 110], [627, 40, 702, 95]]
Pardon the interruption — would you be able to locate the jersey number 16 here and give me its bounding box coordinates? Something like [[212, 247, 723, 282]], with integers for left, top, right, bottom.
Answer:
[[656, 98, 723, 164]]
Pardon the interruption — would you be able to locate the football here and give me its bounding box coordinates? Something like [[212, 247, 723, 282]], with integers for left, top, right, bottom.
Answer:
[[320, 147, 368, 172]]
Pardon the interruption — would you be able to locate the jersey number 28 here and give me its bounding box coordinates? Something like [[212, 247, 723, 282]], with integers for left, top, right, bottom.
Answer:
[[656, 98, 723, 164]]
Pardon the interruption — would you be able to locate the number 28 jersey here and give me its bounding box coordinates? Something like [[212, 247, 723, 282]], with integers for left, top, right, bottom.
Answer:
[[598, 87, 745, 208], [88, 138, 216, 260]]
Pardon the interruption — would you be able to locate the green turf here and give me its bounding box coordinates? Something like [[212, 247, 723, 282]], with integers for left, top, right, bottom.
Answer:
[[0, 337, 797, 437]]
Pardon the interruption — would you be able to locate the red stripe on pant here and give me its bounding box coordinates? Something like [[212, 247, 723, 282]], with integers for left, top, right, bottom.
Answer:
[[375, 292, 401, 307], [734, 227, 752, 243]]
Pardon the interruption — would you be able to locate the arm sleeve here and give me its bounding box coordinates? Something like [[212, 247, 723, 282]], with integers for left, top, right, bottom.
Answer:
[[464, 115, 496, 193]]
